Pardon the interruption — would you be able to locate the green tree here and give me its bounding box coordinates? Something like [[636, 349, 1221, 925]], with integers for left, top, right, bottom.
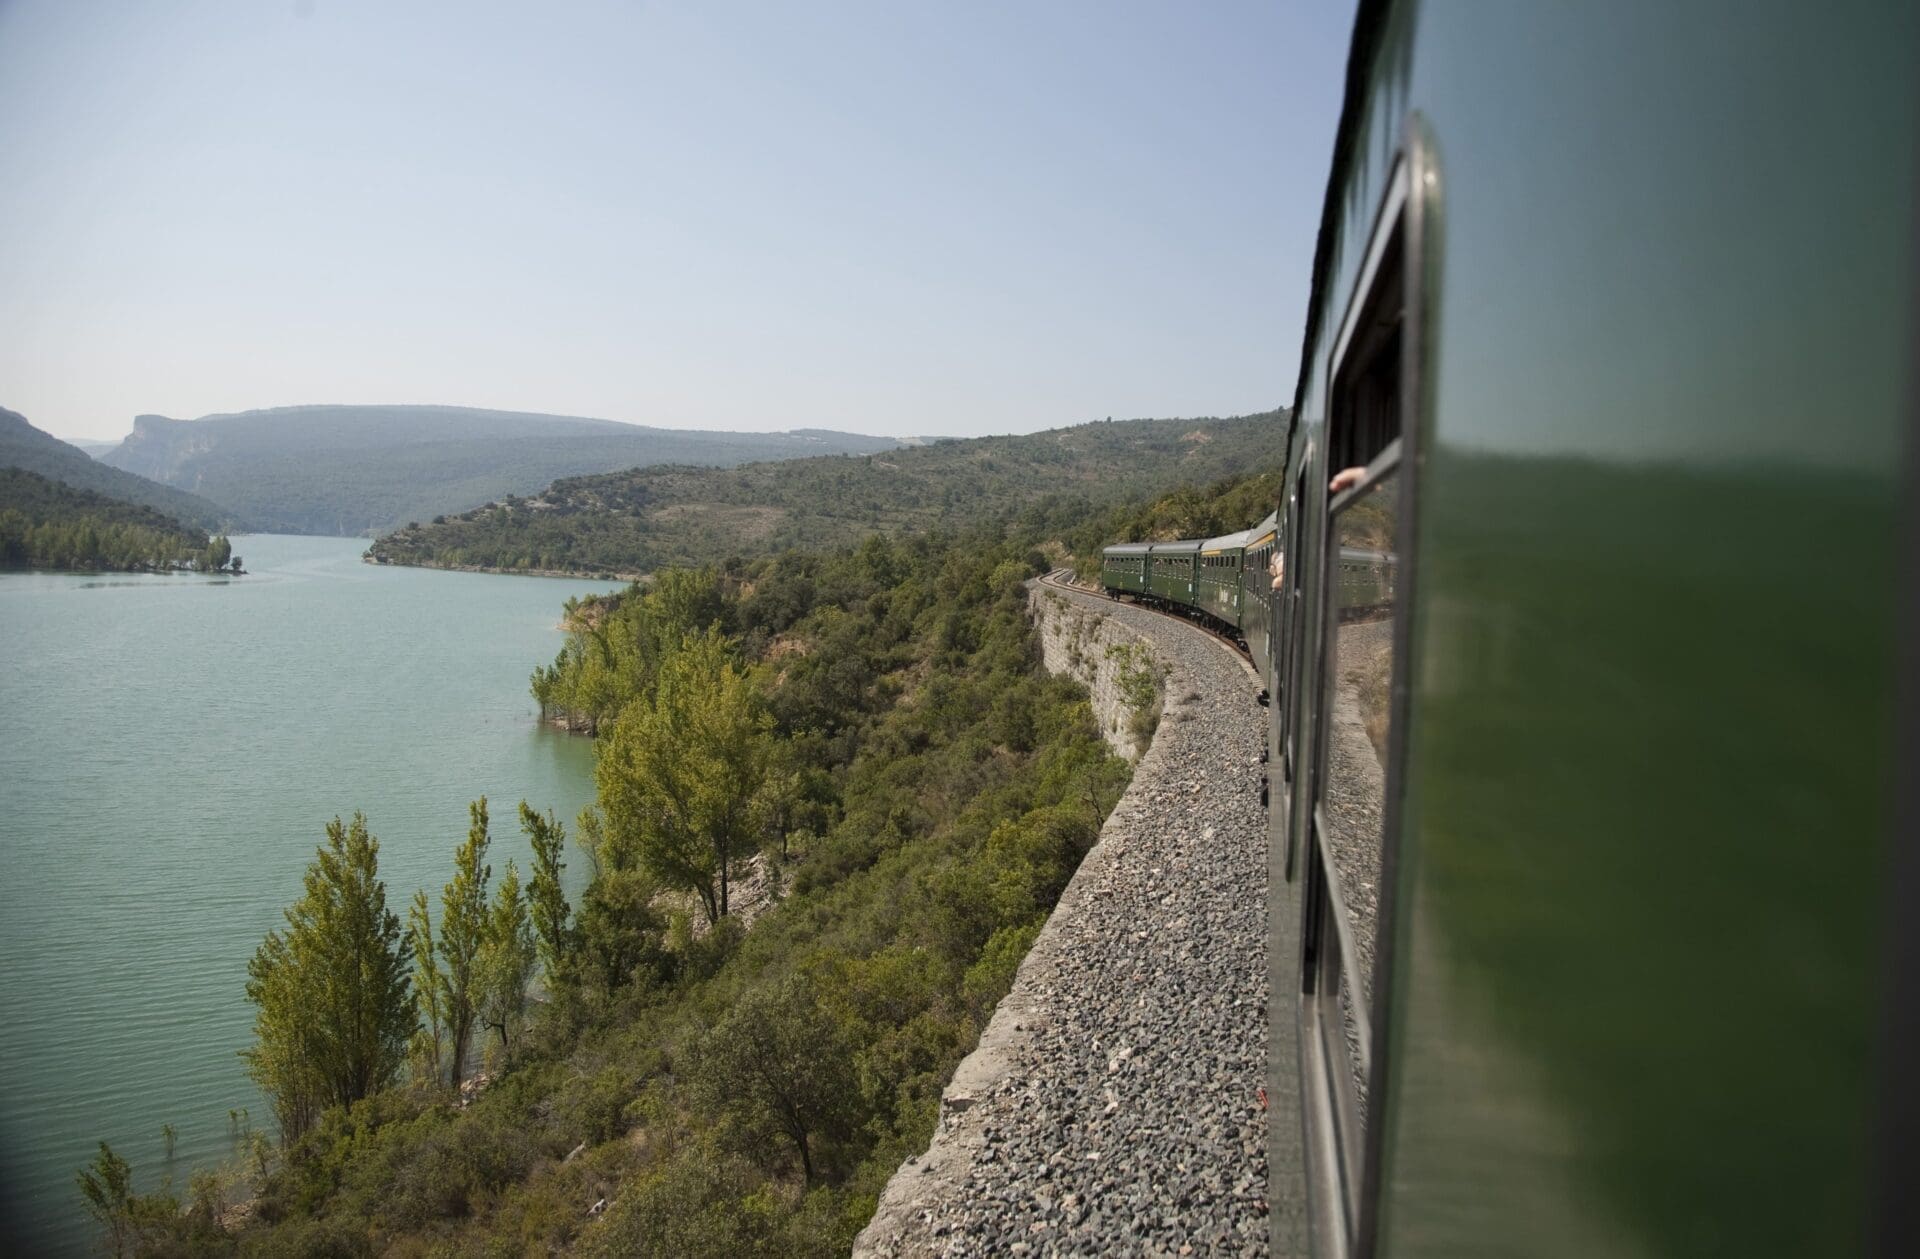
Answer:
[[436, 798, 492, 1090], [690, 976, 860, 1186], [407, 888, 446, 1086], [574, 865, 670, 1000], [75, 1141, 135, 1257], [479, 861, 536, 1053], [242, 813, 414, 1144], [519, 801, 577, 984], [596, 629, 775, 925]]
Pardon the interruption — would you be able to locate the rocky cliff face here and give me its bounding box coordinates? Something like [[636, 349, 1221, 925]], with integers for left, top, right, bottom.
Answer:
[[106, 415, 215, 484], [1030, 584, 1162, 762]]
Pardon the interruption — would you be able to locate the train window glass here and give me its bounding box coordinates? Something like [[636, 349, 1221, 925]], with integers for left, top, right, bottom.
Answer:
[[1302, 458, 1403, 1246], [1320, 468, 1398, 1012], [1330, 230, 1404, 473], [1298, 141, 1430, 1254]]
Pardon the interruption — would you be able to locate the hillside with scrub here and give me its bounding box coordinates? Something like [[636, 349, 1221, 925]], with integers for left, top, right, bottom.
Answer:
[[75, 465, 1281, 1256], [366, 410, 1286, 577]]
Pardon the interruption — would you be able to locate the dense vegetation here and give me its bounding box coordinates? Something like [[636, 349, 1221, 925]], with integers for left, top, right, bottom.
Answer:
[[86, 529, 1133, 1256], [102, 406, 901, 537], [367, 411, 1286, 576], [0, 467, 241, 573], [0, 406, 237, 533]]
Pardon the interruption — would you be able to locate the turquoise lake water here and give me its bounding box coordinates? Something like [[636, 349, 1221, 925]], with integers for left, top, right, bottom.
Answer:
[[0, 536, 621, 1254]]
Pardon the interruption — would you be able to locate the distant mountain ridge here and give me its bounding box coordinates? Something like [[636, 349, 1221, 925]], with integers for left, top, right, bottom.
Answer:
[[367, 410, 1287, 576], [0, 407, 239, 532], [102, 404, 903, 536]]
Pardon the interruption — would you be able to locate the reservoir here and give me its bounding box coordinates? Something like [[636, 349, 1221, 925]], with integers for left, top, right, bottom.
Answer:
[[0, 535, 620, 1254]]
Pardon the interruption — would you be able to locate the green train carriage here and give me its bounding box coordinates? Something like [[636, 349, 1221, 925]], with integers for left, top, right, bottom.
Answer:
[[1100, 542, 1152, 597], [1197, 526, 1252, 628], [1146, 538, 1201, 606], [1256, 1, 1916, 1255], [1239, 512, 1280, 675]]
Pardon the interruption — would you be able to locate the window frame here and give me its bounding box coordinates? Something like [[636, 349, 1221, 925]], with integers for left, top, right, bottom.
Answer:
[[1297, 120, 1436, 1259]]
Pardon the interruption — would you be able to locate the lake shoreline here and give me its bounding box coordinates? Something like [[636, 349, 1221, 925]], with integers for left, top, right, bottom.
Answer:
[[1, 534, 613, 1255], [362, 555, 646, 583]]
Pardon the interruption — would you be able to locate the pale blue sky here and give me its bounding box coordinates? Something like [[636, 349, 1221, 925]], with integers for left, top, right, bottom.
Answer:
[[0, 1, 1356, 442]]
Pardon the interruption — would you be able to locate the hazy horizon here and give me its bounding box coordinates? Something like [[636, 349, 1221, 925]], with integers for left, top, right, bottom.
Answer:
[[2, 1, 1356, 443], [33, 397, 1282, 450]]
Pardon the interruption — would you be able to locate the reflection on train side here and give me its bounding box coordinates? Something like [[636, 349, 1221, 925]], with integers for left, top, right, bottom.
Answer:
[[1304, 467, 1399, 1215]]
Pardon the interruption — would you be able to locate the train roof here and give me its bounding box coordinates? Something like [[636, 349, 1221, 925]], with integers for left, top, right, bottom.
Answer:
[[1200, 527, 1253, 553], [1108, 507, 1282, 558], [1243, 510, 1280, 549]]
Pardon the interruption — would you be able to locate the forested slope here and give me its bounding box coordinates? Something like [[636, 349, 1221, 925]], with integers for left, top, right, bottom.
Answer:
[[367, 410, 1286, 576], [103, 405, 901, 536], [0, 407, 239, 533], [0, 467, 238, 572]]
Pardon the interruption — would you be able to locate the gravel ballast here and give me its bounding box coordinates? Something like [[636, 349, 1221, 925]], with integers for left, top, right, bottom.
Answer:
[[855, 579, 1271, 1257]]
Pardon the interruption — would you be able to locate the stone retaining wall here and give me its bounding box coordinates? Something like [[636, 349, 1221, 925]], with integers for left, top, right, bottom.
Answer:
[[1029, 583, 1162, 761]]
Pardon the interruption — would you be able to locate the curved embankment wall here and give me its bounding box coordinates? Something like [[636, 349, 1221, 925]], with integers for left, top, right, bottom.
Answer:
[[1031, 583, 1164, 761], [855, 579, 1275, 1257]]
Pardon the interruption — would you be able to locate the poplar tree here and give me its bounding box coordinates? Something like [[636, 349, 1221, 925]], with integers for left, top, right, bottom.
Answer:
[[242, 813, 413, 1142], [479, 861, 536, 1052], [407, 889, 446, 1086], [436, 798, 491, 1090], [519, 801, 577, 983]]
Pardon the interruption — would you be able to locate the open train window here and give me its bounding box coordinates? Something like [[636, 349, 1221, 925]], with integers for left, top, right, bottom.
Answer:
[[1298, 137, 1430, 1259]]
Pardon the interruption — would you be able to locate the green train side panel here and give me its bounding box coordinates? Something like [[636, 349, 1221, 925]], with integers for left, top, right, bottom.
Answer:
[[1102, 551, 1150, 595], [1200, 551, 1246, 629], [1284, 1, 1914, 1255], [1243, 521, 1280, 682], [1151, 554, 1199, 607]]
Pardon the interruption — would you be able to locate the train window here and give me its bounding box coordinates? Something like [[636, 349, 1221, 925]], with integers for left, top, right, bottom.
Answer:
[[1330, 247, 1403, 472], [1298, 136, 1430, 1256]]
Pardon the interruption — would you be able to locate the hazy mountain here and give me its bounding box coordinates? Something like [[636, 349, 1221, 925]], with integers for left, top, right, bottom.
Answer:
[[0, 407, 239, 532], [101, 404, 902, 536], [59, 438, 121, 459], [367, 410, 1286, 576]]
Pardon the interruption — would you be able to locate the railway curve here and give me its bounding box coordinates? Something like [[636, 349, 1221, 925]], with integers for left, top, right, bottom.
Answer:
[[854, 575, 1277, 1256]]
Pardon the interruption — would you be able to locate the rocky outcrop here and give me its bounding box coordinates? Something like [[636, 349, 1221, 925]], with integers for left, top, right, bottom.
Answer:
[[1029, 584, 1163, 761]]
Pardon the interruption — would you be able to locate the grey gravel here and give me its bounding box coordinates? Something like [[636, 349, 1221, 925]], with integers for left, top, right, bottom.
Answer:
[[856, 580, 1270, 1257]]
